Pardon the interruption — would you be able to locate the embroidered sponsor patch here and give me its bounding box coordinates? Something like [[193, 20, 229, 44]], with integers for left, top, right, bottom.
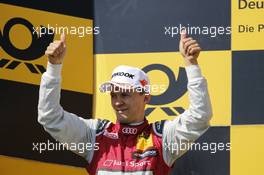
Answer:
[[132, 149, 158, 159], [153, 120, 166, 137], [103, 130, 119, 139], [96, 119, 110, 135], [122, 127, 137, 135]]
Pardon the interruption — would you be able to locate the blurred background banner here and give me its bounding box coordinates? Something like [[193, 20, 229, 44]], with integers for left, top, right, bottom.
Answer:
[[0, 1, 94, 174], [1, 0, 264, 175]]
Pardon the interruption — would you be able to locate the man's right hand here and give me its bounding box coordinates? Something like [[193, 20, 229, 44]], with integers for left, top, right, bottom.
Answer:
[[45, 33, 66, 64]]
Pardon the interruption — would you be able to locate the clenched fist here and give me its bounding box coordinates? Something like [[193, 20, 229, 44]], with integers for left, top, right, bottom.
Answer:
[[45, 34, 66, 64], [179, 30, 201, 66]]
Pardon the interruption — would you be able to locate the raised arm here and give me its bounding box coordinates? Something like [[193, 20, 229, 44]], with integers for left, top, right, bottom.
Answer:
[[38, 34, 97, 163], [162, 31, 213, 167]]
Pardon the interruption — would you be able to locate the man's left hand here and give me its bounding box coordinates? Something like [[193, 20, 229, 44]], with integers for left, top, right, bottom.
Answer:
[[179, 30, 201, 66]]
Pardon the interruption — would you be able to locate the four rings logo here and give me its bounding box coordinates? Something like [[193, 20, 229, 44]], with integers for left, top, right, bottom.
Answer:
[[0, 17, 54, 74], [122, 128, 137, 135], [142, 64, 188, 117]]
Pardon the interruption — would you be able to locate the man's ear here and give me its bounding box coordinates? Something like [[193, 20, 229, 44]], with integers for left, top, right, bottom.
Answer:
[[144, 94, 151, 104]]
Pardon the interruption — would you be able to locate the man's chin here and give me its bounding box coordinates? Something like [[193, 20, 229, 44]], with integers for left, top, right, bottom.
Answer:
[[116, 113, 130, 123]]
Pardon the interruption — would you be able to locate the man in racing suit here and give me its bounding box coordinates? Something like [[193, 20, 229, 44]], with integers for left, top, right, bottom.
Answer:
[[38, 31, 212, 175]]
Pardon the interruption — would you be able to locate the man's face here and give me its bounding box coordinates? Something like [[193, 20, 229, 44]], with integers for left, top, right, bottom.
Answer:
[[110, 86, 150, 124]]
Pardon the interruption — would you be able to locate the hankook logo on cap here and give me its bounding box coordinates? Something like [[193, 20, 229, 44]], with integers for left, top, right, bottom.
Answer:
[[112, 72, 135, 79], [122, 128, 137, 135]]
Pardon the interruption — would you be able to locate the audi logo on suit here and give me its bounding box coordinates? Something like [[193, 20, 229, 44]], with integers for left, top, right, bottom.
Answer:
[[122, 128, 137, 135]]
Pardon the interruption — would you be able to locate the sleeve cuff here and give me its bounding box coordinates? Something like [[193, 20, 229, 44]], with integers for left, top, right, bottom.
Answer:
[[185, 65, 202, 80], [46, 62, 62, 78]]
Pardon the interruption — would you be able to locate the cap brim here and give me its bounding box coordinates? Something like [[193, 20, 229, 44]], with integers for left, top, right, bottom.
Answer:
[[99, 81, 134, 93]]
